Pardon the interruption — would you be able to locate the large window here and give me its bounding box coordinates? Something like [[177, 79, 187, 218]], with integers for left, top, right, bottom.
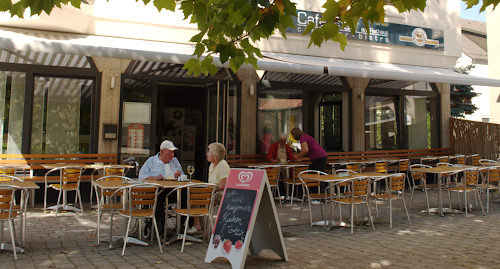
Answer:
[[320, 93, 342, 151], [404, 96, 439, 149], [0, 71, 25, 154], [365, 96, 398, 150], [31, 77, 93, 154], [257, 89, 303, 153]]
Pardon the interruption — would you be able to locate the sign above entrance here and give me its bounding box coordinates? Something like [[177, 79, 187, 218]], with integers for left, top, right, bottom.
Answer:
[[286, 10, 444, 51]]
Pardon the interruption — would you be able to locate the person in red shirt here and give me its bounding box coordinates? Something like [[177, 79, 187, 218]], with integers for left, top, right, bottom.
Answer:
[[267, 133, 296, 162]]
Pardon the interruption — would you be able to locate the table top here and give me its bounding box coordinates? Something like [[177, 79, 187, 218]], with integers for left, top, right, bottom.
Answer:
[[411, 166, 470, 174], [42, 164, 134, 170], [0, 163, 32, 170], [93, 179, 204, 189], [330, 158, 400, 165], [0, 180, 40, 189], [243, 162, 309, 168], [358, 172, 396, 178], [480, 162, 500, 167], [299, 173, 365, 183]]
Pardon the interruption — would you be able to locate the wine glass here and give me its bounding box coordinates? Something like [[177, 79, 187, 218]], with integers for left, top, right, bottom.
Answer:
[[187, 165, 195, 181]]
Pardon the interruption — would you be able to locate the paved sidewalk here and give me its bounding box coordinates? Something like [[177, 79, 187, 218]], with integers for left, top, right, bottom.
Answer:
[[1, 190, 500, 268]]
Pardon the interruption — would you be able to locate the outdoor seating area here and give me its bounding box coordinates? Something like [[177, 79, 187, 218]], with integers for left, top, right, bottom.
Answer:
[[1, 154, 500, 268]]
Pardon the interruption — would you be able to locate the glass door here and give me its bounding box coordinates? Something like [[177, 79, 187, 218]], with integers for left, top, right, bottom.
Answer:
[[206, 81, 239, 155], [320, 93, 343, 151]]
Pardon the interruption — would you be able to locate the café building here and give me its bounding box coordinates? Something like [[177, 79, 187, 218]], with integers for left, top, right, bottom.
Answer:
[[0, 0, 498, 181]]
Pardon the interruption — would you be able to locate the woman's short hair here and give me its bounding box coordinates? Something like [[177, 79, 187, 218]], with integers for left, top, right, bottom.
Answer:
[[208, 142, 226, 160], [290, 127, 304, 139]]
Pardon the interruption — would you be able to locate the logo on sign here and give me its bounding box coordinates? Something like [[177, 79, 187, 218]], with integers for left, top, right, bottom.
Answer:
[[399, 28, 439, 47], [238, 172, 253, 183]]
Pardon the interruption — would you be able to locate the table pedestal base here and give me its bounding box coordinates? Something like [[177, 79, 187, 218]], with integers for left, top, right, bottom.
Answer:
[[312, 220, 352, 230], [421, 207, 460, 216], [48, 204, 82, 213], [101, 236, 148, 249], [165, 233, 202, 245], [0, 242, 25, 253]]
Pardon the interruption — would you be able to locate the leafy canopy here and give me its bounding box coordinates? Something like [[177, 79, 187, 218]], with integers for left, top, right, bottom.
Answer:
[[1, 0, 497, 76]]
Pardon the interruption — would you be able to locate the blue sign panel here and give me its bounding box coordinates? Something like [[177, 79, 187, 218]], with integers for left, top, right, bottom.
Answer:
[[286, 10, 444, 51]]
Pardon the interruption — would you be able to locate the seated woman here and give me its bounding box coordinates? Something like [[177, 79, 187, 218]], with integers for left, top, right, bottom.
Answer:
[[267, 133, 296, 163], [187, 142, 230, 234]]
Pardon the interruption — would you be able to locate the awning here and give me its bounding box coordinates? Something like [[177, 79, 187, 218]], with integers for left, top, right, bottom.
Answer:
[[263, 52, 500, 87], [0, 27, 323, 75], [1, 27, 499, 86]]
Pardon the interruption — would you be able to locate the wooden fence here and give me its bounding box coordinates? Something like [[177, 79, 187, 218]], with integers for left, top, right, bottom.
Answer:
[[450, 118, 500, 160]]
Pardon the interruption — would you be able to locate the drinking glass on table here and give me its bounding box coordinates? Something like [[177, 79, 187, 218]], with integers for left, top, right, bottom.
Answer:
[[187, 165, 195, 181]]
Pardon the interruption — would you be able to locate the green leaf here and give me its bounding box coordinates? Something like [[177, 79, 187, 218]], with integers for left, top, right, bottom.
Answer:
[[331, 32, 348, 51], [194, 43, 205, 57], [180, 0, 193, 20], [321, 22, 339, 41], [153, 0, 176, 12], [302, 22, 317, 36], [193, 3, 207, 23], [322, 0, 341, 22]]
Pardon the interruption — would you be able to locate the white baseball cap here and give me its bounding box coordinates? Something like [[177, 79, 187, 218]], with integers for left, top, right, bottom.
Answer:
[[160, 140, 178, 151]]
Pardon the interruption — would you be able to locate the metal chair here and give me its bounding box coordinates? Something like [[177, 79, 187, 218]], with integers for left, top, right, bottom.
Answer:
[[409, 164, 434, 214], [44, 166, 84, 216], [479, 159, 498, 166], [455, 155, 466, 165], [283, 166, 308, 207], [397, 159, 410, 176], [110, 183, 163, 256], [93, 175, 130, 245], [474, 167, 500, 213], [471, 154, 481, 166], [263, 166, 282, 207], [370, 173, 411, 228], [328, 176, 375, 234], [164, 183, 217, 252], [297, 170, 328, 227], [90, 165, 128, 208], [0, 184, 26, 260], [447, 169, 485, 217]]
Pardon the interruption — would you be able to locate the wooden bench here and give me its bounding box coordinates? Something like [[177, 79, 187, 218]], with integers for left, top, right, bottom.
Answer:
[[0, 153, 118, 182]]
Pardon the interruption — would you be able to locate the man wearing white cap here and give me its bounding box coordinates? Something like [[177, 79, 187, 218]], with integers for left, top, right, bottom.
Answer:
[[139, 140, 185, 181]]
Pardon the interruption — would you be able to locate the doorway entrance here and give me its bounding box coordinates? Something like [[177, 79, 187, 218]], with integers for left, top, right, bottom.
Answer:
[[119, 62, 239, 182]]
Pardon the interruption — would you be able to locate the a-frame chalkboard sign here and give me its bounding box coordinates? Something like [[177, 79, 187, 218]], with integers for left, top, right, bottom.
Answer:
[[205, 168, 288, 269]]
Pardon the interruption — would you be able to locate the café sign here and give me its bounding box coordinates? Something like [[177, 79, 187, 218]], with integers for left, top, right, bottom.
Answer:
[[286, 10, 444, 51]]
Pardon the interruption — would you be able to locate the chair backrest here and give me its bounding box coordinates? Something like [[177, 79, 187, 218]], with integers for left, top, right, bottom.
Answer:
[[62, 166, 83, 185], [125, 184, 159, 212], [0, 185, 20, 217], [0, 166, 17, 179], [439, 156, 449, 163], [187, 183, 217, 209], [389, 174, 406, 192], [398, 159, 409, 172], [410, 164, 431, 181], [345, 163, 360, 173], [375, 160, 387, 173], [472, 154, 481, 166], [293, 166, 309, 180], [264, 166, 280, 187], [335, 169, 357, 175], [488, 168, 500, 183], [104, 165, 127, 177], [437, 162, 452, 167], [464, 170, 479, 185], [298, 170, 327, 189], [0, 175, 23, 182], [352, 177, 370, 197], [456, 156, 465, 165], [480, 159, 497, 166]]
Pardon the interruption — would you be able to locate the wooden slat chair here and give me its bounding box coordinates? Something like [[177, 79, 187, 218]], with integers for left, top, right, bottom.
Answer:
[[455, 155, 466, 165], [479, 159, 498, 166], [471, 154, 481, 166], [90, 165, 127, 208], [0, 184, 24, 260], [282, 165, 308, 207], [0, 175, 25, 246], [329, 176, 375, 234], [447, 169, 485, 217], [340, 162, 361, 173], [473, 167, 500, 213], [436, 162, 458, 187], [94, 175, 130, 245], [409, 164, 434, 214], [297, 170, 328, 227], [263, 166, 282, 207], [371, 173, 411, 228], [109, 183, 162, 256], [439, 156, 449, 164], [44, 166, 84, 216], [164, 183, 217, 252], [397, 159, 410, 177]]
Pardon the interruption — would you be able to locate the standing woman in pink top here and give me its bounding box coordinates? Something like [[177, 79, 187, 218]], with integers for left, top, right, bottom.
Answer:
[[290, 127, 328, 172]]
